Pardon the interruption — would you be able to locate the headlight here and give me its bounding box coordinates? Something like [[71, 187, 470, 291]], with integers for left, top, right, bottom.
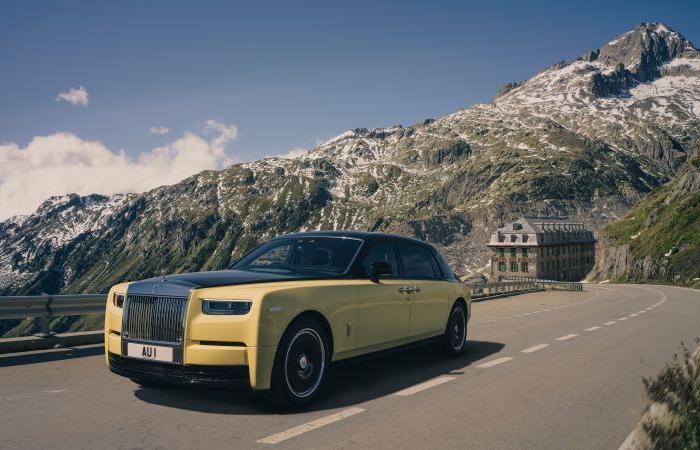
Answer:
[[113, 293, 125, 308], [202, 299, 252, 315]]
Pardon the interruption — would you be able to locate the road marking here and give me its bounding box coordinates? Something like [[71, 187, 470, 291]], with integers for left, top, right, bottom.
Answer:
[[521, 344, 549, 353], [618, 317, 628, 321], [646, 307, 653, 311], [394, 376, 455, 396], [638, 310, 647, 314], [257, 407, 365, 444], [604, 321, 617, 325], [478, 357, 514, 368], [556, 333, 579, 341], [584, 326, 601, 331], [629, 313, 639, 317]]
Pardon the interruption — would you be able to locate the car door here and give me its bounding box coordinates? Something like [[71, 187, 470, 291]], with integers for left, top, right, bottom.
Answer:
[[356, 242, 411, 349], [396, 242, 450, 338]]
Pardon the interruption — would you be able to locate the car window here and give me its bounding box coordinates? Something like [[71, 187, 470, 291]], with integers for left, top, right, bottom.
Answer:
[[361, 243, 398, 277], [232, 237, 362, 275], [431, 249, 455, 280], [398, 243, 437, 279]]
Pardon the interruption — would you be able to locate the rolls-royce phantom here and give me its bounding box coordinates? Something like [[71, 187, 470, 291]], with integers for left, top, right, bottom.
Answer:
[[105, 231, 470, 408]]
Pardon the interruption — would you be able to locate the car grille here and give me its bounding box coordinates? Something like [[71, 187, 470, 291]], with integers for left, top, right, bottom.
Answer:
[[123, 295, 188, 343]]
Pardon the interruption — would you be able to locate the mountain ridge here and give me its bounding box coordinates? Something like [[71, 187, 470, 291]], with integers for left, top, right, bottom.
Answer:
[[1, 22, 699, 302]]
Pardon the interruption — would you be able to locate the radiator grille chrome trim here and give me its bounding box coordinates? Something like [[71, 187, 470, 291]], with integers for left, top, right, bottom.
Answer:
[[122, 295, 188, 344]]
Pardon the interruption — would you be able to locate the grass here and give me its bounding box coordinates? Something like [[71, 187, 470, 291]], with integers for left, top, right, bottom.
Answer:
[[600, 182, 700, 285], [642, 340, 700, 449]]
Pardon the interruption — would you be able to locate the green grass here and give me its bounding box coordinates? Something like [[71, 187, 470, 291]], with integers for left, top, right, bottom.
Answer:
[[643, 340, 700, 449], [600, 182, 700, 285]]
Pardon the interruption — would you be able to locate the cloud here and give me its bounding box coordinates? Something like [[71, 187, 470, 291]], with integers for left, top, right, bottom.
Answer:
[[56, 86, 89, 106], [149, 126, 170, 135], [0, 121, 238, 219]]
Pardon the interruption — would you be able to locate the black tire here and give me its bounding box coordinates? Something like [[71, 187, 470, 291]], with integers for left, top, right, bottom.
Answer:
[[441, 302, 467, 355], [263, 316, 330, 409]]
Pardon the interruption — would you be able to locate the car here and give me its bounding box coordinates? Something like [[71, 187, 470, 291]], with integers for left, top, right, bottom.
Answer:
[[104, 231, 470, 408]]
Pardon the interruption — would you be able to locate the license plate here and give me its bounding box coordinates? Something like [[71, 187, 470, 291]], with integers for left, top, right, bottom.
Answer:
[[127, 343, 174, 363]]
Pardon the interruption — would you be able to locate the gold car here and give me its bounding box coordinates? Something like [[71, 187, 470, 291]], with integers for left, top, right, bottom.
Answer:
[[105, 231, 470, 408]]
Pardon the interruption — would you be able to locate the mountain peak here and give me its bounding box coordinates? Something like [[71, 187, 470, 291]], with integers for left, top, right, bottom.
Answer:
[[598, 22, 697, 81]]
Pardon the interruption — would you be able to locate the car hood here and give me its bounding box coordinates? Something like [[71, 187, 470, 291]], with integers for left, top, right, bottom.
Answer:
[[126, 270, 320, 297]]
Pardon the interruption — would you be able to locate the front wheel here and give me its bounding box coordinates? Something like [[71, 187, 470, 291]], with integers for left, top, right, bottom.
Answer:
[[441, 302, 467, 355], [263, 317, 329, 409]]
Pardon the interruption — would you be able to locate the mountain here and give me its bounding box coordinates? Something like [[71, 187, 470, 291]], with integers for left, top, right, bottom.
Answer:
[[1, 23, 699, 306], [590, 146, 700, 286]]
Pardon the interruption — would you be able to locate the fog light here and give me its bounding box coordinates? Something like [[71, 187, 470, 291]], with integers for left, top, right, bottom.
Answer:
[[113, 293, 125, 308], [202, 300, 252, 315]]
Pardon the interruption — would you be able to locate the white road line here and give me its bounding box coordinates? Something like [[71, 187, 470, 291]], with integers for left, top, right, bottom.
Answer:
[[478, 357, 514, 368], [618, 317, 628, 321], [584, 326, 601, 331], [629, 313, 639, 317], [638, 311, 647, 314], [521, 344, 549, 353], [394, 376, 455, 396], [604, 321, 617, 325], [556, 333, 579, 341], [257, 407, 365, 444]]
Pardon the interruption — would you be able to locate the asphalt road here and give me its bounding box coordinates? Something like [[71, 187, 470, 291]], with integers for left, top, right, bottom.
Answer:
[[1, 284, 699, 449]]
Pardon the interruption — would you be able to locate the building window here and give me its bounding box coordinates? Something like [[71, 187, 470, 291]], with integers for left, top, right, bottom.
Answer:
[[510, 248, 516, 257], [510, 262, 518, 272], [498, 262, 507, 272], [522, 262, 529, 272], [522, 248, 528, 257], [498, 248, 504, 257]]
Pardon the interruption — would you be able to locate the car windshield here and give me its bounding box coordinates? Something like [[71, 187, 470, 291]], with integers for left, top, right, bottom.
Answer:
[[231, 237, 363, 275]]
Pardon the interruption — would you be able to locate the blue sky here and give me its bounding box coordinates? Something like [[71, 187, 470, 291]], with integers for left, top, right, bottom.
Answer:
[[2, 0, 699, 161]]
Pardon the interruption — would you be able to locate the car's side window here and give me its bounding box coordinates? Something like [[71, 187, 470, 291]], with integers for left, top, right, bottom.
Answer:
[[398, 243, 437, 279], [361, 243, 399, 278]]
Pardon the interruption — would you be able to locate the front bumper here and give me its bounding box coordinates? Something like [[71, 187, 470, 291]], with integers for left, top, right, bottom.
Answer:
[[108, 353, 251, 386]]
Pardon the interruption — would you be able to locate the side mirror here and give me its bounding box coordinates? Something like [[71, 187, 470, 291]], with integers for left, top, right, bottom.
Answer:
[[370, 261, 393, 283]]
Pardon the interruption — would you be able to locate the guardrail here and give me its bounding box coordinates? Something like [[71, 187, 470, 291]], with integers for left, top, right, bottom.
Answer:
[[469, 278, 582, 300], [0, 294, 107, 354], [0, 294, 107, 335], [0, 294, 107, 320]]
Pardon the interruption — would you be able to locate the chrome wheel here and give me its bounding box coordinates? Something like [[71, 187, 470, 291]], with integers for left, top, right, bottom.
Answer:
[[284, 328, 326, 398], [449, 306, 466, 351]]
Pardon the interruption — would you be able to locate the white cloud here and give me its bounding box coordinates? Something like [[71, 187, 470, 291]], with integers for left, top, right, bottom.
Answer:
[[56, 86, 89, 106], [0, 120, 238, 219], [149, 126, 170, 135]]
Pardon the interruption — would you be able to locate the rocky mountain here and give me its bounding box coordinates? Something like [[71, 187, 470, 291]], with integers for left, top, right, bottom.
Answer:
[[590, 144, 700, 286], [1, 22, 699, 304]]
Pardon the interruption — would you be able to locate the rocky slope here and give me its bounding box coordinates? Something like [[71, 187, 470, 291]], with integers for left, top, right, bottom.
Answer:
[[590, 144, 700, 286], [1, 22, 699, 306]]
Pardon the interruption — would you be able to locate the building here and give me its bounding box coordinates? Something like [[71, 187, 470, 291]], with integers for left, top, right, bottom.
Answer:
[[487, 216, 596, 281]]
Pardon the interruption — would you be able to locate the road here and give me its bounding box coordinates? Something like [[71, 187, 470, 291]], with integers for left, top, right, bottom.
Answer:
[[1, 284, 699, 449]]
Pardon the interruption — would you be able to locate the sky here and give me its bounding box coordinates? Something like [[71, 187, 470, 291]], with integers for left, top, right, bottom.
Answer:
[[1, 0, 699, 218]]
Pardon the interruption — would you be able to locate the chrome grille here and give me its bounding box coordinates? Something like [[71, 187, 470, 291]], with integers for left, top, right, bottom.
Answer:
[[123, 295, 188, 344]]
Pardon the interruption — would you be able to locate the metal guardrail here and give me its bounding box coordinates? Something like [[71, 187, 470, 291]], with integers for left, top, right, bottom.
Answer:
[[469, 278, 582, 299], [0, 294, 107, 336], [0, 294, 107, 320]]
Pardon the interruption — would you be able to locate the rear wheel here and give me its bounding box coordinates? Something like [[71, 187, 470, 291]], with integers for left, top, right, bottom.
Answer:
[[441, 302, 467, 355], [264, 317, 329, 409]]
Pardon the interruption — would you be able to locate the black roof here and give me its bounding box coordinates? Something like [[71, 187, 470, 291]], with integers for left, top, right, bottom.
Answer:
[[276, 230, 430, 246]]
